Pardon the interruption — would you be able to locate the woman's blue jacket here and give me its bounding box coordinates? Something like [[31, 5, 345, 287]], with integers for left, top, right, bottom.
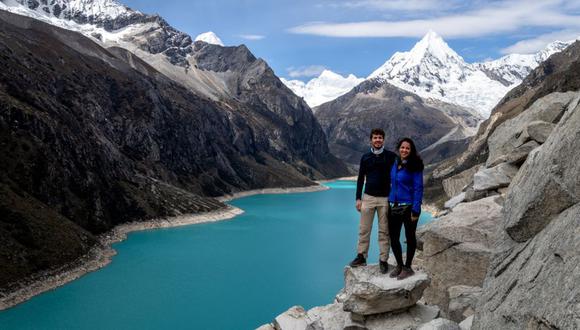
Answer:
[[389, 159, 424, 216]]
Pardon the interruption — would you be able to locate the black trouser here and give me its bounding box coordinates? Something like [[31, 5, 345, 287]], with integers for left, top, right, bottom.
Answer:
[[388, 205, 418, 267]]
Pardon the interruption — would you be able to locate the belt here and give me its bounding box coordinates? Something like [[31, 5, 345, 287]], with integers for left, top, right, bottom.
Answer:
[[390, 202, 412, 207]]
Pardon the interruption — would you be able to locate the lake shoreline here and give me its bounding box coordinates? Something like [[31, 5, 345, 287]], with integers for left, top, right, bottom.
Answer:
[[0, 183, 330, 311]]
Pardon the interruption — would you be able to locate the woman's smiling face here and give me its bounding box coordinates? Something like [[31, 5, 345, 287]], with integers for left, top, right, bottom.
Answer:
[[399, 141, 411, 160]]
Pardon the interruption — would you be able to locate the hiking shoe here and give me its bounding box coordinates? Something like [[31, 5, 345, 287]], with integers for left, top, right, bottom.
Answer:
[[397, 266, 415, 280], [349, 254, 366, 267], [389, 265, 403, 278], [379, 261, 389, 274]]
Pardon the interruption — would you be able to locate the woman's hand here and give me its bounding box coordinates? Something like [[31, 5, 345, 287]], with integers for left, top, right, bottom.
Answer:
[[411, 212, 420, 222]]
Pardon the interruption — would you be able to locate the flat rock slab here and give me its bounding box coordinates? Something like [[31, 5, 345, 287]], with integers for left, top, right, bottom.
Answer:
[[473, 163, 518, 192], [342, 264, 430, 315]]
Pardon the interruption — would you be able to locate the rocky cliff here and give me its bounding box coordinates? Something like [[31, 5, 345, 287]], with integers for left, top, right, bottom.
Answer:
[[415, 41, 580, 329], [0, 10, 347, 290]]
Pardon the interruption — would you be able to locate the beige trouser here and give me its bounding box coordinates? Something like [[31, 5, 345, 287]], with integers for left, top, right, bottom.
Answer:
[[357, 194, 390, 262]]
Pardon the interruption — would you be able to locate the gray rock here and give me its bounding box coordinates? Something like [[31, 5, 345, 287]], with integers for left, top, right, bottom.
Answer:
[[256, 324, 276, 330], [342, 264, 430, 315], [365, 304, 441, 330], [463, 187, 497, 203], [417, 197, 503, 312], [444, 192, 466, 209], [442, 165, 480, 198], [447, 286, 482, 323], [474, 203, 580, 330], [503, 100, 580, 242], [458, 316, 473, 330], [486, 92, 578, 167], [473, 163, 518, 192], [274, 306, 309, 330], [525, 120, 555, 143], [417, 318, 461, 330]]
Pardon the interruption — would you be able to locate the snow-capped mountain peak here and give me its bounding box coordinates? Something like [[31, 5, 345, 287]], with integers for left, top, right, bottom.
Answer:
[[1, 0, 136, 21], [194, 31, 224, 46], [281, 70, 363, 108]]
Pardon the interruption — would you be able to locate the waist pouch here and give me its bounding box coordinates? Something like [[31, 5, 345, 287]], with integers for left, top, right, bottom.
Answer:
[[390, 204, 411, 216]]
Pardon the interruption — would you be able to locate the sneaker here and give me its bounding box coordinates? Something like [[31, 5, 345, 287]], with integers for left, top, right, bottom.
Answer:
[[389, 265, 402, 278], [379, 261, 389, 274], [349, 254, 366, 267], [397, 266, 415, 280]]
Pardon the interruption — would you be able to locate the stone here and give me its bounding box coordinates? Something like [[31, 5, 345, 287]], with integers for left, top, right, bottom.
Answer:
[[364, 304, 441, 330], [256, 324, 276, 330], [307, 303, 350, 330], [503, 100, 580, 242], [342, 264, 430, 315], [524, 120, 555, 143], [459, 316, 473, 330], [463, 187, 496, 203], [474, 203, 580, 330], [486, 92, 578, 167], [444, 192, 466, 210], [417, 197, 503, 313], [447, 286, 482, 323], [273, 306, 309, 330], [417, 318, 461, 330], [442, 165, 480, 198], [473, 163, 518, 192]]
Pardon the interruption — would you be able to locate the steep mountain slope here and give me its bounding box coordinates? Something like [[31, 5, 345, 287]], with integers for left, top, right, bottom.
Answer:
[[281, 70, 363, 108], [314, 80, 473, 164], [0, 10, 346, 289]]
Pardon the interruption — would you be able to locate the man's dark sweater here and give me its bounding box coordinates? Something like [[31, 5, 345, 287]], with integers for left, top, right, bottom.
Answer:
[[356, 150, 397, 200]]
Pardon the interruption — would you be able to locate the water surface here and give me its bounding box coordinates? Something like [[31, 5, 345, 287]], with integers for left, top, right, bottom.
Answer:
[[0, 181, 432, 329]]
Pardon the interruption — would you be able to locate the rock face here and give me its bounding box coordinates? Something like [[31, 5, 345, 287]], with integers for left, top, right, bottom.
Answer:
[[474, 204, 580, 330], [341, 265, 430, 315], [314, 79, 480, 164], [502, 98, 580, 242], [442, 165, 480, 198], [0, 10, 347, 288], [447, 286, 482, 323], [417, 197, 503, 312]]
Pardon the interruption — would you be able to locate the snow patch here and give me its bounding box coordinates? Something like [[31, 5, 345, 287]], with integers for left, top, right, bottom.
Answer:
[[194, 31, 224, 46]]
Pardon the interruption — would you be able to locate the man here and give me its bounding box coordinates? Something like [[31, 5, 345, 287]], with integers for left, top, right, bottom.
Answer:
[[349, 128, 397, 274]]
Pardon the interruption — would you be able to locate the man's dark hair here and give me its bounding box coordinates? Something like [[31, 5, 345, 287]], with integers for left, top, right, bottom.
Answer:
[[396, 137, 424, 172], [369, 128, 385, 139]]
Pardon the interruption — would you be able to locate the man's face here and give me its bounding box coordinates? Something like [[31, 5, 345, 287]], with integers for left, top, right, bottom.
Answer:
[[370, 134, 384, 149]]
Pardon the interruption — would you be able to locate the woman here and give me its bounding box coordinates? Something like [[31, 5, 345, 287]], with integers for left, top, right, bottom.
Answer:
[[388, 137, 424, 280]]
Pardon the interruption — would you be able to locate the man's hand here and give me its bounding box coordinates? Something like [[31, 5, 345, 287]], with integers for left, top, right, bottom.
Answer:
[[356, 200, 362, 212]]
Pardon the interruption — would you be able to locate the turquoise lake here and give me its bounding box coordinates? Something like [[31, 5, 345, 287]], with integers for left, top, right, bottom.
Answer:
[[0, 181, 433, 329]]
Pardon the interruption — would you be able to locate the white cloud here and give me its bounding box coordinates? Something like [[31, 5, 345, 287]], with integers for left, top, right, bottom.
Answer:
[[239, 34, 265, 40], [287, 65, 327, 78], [338, 0, 461, 12], [501, 29, 580, 54], [289, 0, 580, 39]]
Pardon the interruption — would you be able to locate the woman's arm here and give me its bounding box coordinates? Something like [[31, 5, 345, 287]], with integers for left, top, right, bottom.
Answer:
[[411, 170, 424, 217]]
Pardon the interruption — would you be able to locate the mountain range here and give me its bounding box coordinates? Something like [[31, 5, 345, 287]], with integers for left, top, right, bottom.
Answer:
[[286, 31, 573, 118]]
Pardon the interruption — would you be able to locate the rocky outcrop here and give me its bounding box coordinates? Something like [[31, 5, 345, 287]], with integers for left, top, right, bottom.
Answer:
[[472, 93, 580, 329], [417, 197, 503, 313], [502, 98, 580, 242], [341, 265, 430, 315], [442, 165, 480, 198], [472, 163, 518, 191]]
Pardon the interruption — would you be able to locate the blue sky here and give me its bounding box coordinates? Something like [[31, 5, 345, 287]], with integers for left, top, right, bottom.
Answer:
[[122, 0, 580, 81]]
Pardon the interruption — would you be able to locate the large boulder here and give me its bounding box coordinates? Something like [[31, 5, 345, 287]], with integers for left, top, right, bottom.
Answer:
[[503, 99, 580, 242], [267, 302, 440, 330], [473, 203, 580, 330], [447, 286, 482, 323], [417, 197, 503, 312], [341, 265, 430, 315], [472, 163, 518, 192], [486, 92, 578, 167], [442, 165, 480, 198]]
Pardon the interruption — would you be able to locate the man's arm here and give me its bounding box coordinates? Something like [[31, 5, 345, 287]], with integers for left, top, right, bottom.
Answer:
[[355, 155, 366, 212]]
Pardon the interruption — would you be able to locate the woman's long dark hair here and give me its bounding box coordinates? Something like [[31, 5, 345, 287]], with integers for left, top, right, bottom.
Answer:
[[397, 137, 424, 172]]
